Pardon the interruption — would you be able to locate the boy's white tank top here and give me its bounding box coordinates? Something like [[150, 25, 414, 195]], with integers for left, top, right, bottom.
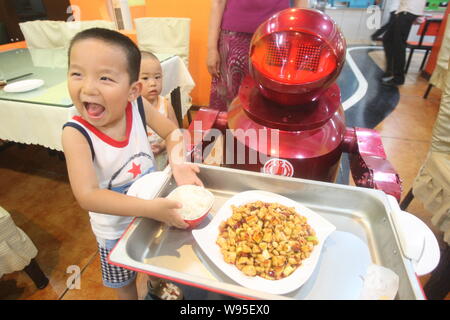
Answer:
[[64, 98, 156, 239]]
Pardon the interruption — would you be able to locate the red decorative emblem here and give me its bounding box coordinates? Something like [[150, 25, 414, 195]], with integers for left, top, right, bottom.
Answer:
[[263, 158, 294, 177], [128, 162, 142, 178]]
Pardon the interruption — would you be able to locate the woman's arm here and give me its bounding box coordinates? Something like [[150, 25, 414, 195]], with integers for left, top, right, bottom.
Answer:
[[207, 0, 227, 77], [62, 126, 188, 228], [293, 0, 309, 7]]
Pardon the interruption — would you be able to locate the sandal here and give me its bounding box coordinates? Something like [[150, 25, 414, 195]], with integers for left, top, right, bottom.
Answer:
[[147, 278, 184, 300]]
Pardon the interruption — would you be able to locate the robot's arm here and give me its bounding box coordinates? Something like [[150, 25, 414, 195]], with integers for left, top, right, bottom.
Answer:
[[343, 127, 402, 202], [186, 108, 227, 163]]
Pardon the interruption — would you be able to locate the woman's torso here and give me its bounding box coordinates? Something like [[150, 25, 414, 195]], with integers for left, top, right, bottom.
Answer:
[[221, 0, 291, 34]]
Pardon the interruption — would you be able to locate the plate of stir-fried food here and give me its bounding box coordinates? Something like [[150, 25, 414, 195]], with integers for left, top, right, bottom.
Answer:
[[192, 190, 335, 295]]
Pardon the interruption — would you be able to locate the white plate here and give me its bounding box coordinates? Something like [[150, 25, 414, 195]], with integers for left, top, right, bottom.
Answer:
[[397, 210, 440, 276], [3, 79, 44, 93], [127, 171, 170, 199], [192, 190, 336, 295]]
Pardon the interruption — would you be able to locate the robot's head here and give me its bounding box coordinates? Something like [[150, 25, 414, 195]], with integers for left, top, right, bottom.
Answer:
[[249, 8, 346, 106]]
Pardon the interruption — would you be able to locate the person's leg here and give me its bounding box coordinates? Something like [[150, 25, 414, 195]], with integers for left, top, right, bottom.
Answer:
[[209, 30, 229, 111], [224, 31, 252, 107], [116, 278, 138, 300], [209, 31, 252, 112], [97, 237, 138, 299], [390, 12, 417, 84], [382, 14, 396, 78], [371, 11, 395, 40], [371, 24, 387, 41], [23, 258, 49, 289], [424, 243, 450, 300]]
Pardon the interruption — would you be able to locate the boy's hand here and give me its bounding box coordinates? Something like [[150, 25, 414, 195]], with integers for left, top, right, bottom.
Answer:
[[172, 162, 204, 187], [149, 198, 188, 229]]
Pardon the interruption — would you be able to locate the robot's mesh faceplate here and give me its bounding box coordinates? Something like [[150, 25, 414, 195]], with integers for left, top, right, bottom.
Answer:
[[265, 39, 290, 67], [264, 37, 323, 73], [295, 44, 322, 72]]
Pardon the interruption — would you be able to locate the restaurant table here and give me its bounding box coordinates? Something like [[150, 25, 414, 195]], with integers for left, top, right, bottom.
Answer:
[[0, 48, 195, 151]]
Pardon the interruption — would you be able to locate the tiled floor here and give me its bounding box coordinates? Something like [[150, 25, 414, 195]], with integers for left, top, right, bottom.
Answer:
[[0, 48, 448, 300]]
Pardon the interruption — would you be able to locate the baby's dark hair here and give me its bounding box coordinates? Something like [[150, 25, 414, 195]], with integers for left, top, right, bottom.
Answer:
[[68, 28, 141, 83]]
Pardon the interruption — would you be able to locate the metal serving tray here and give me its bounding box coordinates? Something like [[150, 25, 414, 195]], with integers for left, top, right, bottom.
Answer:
[[109, 164, 424, 300]]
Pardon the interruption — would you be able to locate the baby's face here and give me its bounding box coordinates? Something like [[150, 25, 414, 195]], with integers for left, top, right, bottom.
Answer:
[[68, 38, 140, 129], [139, 57, 163, 103]]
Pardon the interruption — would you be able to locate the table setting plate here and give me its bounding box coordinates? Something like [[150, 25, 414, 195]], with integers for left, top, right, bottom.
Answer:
[[3, 79, 44, 93]]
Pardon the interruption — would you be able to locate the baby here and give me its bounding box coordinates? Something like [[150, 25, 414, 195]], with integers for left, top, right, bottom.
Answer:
[[139, 51, 179, 171]]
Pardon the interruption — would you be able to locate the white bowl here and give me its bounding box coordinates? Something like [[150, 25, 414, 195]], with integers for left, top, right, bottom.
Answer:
[[167, 185, 214, 228]]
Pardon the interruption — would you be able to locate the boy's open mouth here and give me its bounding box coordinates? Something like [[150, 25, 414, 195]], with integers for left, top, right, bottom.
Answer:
[[84, 102, 105, 118]]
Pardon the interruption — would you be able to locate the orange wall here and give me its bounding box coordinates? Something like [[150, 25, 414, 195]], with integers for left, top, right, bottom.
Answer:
[[69, 0, 112, 21], [144, 0, 211, 107], [70, 0, 212, 106]]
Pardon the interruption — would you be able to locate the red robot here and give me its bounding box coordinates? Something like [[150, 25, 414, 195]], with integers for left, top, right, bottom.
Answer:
[[187, 8, 402, 201]]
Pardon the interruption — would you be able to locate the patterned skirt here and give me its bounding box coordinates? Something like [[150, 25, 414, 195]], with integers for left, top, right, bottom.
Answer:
[[209, 30, 253, 111]]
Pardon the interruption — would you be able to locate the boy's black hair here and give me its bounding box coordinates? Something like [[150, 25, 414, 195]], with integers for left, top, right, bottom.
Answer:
[[68, 28, 141, 83]]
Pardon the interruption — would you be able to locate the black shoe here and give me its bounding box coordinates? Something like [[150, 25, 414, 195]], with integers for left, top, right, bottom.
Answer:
[[382, 71, 391, 77], [370, 34, 383, 41], [381, 78, 404, 87]]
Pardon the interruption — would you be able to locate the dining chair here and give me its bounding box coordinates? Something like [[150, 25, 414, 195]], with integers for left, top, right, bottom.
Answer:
[[424, 17, 450, 99], [405, 17, 442, 74], [19, 20, 117, 49], [19, 20, 67, 49], [61, 20, 117, 44], [0, 206, 49, 289], [135, 17, 193, 122], [134, 17, 191, 68]]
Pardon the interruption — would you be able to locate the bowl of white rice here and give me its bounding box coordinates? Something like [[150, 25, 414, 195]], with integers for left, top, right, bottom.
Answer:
[[167, 184, 214, 228]]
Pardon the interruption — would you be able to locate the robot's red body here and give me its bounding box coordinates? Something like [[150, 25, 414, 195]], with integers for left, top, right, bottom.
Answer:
[[225, 77, 344, 182], [188, 8, 402, 201]]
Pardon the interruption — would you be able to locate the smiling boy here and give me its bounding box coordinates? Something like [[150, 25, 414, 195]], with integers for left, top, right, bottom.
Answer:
[[62, 28, 202, 299]]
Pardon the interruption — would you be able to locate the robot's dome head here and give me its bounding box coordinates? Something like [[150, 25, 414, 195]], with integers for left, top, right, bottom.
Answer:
[[249, 8, 346, 106]]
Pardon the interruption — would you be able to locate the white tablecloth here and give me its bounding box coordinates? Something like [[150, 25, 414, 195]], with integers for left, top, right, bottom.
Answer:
[[0, 55, 194, 151]]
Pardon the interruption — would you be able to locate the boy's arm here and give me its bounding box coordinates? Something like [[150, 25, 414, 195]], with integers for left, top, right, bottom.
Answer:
[[62, 126, 188, 228], [144, 98, 203, 187], [166, 99, 179, 128]]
